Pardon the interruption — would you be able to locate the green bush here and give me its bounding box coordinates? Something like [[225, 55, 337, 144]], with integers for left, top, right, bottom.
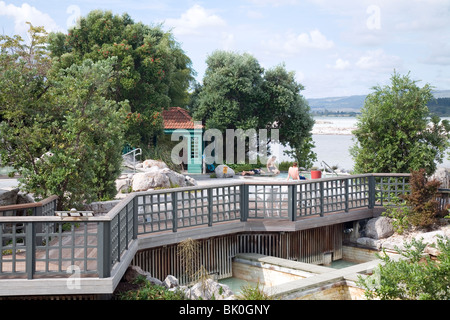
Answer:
[[237, 281, 274, 300], [357, 236, 450, 300], [278, 161, 294, 171], [118, 278, 187, 300]]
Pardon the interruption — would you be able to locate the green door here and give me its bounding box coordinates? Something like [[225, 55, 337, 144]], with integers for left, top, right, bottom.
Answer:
[[188, 133, 202, 173]]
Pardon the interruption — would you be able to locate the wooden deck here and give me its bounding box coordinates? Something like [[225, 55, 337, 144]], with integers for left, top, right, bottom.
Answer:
[[1, 173, 410, 298]]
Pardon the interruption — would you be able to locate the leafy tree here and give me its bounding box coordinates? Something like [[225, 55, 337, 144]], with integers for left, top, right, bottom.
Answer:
[[0, 24, 128, 210], [192, 51, 265, 131], [351, 71, 450, 175], [48, 10, 195, 148], [192, 51, 315, 166], [262, 65, 316, 168], [358, 236, 450, 300]]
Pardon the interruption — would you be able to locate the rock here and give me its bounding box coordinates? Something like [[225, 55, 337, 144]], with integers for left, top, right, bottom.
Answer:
[[356, 237, 381, 249], [146, 275, 164, 286], [132, 169, 171, 191], [185, 175, 197, 186], [365, 216, 394, 240], [380, 239, 406, 252], [124, 265, 150, 283], [84, 200, 120, 215], [186, 278, 234, 300], [16, 192, 34, 205], [123, 265, 163, 286], [143, 159, 168, 170], [0, 188, 19, 206], [163, 275, 179, 288], [215, 165, 235, 178], [116, 178, 132, 193], [160, 168, 186, 188], [130, 167, 197, 192]]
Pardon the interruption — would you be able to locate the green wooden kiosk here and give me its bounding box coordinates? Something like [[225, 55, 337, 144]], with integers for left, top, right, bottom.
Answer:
[[162, 107, 204, 174]]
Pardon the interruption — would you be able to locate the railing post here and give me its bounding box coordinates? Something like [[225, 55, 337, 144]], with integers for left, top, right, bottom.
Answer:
[[319, 181, 324, 217], [133, 195, 138, 240], [344, 178, 349, 212], [288, 184, 296, 221], [34, 205, 44, 245], [98, 221, 111, 278], [172, 191, 178, 232], [25, 222, 36, 280], [207, 188, 213, 227], [368, 175, 376, 209], [240, 184, 248, 222]]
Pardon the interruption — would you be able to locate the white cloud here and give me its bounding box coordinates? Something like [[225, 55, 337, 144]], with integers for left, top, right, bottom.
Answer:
[[0, 1, 63, 36], [356, 49, 402, 72], [329, 58, 351, 70], [264, 29, 334, 56], [221, 32, 235, 51], [164, 4, 226, 36]]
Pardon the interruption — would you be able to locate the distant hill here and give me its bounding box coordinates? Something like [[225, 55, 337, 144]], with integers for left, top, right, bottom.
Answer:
[[307, 90, 450, 115], [307, 95, 366, 112]]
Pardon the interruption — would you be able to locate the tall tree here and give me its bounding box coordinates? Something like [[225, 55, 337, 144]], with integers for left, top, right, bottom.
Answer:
[[48, 10, 195, 148], [192, 51, 315, 166], [351, 72, 450, 175], [262, 64, 316, 168], [0, 24, 128, 210], [192, 51, 265, 131]]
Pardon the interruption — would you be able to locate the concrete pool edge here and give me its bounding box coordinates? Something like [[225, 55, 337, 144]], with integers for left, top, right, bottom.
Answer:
[[231, 248, 402, 300]]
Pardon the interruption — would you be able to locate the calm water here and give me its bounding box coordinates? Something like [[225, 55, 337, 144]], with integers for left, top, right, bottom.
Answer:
[[273, 116, 450, 172]]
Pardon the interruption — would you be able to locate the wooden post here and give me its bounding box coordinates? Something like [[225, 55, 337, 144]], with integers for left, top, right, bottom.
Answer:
[[207, 188, 213, 227], [25, 222, 35, 280], [98, 221, 111, 278], [172, 191, 178, 232]]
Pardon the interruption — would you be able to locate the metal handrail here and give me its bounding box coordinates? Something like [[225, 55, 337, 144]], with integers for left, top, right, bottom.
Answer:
[[321, 160, 339, 176], [122, 148, 142, 172]]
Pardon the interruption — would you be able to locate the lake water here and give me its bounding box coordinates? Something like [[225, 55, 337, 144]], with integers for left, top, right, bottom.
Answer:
[[272, 116, 450, 172]]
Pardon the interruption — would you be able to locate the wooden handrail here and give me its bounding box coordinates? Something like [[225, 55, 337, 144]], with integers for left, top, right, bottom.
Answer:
[[0, 195, 58, 212]]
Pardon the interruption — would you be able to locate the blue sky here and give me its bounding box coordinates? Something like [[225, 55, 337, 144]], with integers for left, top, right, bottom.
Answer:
[[1, 0, 450, 99]]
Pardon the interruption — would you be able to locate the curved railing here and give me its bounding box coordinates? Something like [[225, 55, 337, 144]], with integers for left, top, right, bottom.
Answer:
[[0, 173, 412, 282]]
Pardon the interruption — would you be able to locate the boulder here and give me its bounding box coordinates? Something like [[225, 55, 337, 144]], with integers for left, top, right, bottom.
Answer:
[[116, 177, 132, 193], [163, 275, 179, 288], [215, 165, 235, 178], [143, 159, 168, 170], [16, 192, 34, 205], [185, 175, 197, 187], [84, 200, 120, 215], [185, 278, 234, 300], [130, 167, 197, 192], [132, 168, 171, 191], [160, 168, 186, 188], [0, 188, 19, 206], [365, 216, 394, 240], [123, 265, 163, 286], [356, 237, 381, 250]]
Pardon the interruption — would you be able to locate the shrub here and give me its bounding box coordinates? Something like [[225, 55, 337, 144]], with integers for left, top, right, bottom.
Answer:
[[383, 169, 445, 232], [118, 279, 187, 300], [357, 236, 450, 300], [237, 281, 274, 300]]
